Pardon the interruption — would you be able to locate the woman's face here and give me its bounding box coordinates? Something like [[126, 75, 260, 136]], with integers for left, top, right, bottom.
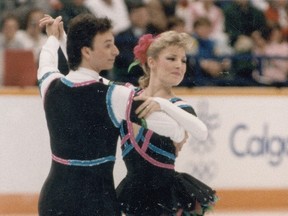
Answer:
[[150, 45, 187, 87]]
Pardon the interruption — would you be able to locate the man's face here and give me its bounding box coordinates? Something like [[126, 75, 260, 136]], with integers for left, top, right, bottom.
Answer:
[[86, 30, 119, 72]]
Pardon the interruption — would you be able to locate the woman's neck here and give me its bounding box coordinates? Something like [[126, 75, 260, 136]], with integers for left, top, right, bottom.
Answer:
[[143, 83, 175, 99]]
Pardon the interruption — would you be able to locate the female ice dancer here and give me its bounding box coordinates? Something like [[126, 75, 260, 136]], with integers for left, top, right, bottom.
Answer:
[[116, 31, 217, 216]]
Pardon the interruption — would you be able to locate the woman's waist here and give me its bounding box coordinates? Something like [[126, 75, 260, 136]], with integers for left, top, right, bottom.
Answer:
[[126, 166, 174, 178], [123, 170, 175, 188]]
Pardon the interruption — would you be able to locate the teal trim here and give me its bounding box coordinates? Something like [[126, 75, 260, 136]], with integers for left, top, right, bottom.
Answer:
[[148, 144, 176, 160], [106, 84, 120, 127], [60, 77, 74, 87], [122, 144, 134, 157], [68, 155, 115, 166], [38, 71, 58, 88]]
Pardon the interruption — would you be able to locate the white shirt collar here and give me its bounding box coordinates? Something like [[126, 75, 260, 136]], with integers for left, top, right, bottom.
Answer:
[[65, 67, 100, 82]]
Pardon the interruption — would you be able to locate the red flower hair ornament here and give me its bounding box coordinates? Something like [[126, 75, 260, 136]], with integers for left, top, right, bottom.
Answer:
[[128, 34, 157, 72]]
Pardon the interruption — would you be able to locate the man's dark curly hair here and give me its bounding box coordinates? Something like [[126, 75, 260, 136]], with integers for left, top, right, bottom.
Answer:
[[67, 13, 112, 70]]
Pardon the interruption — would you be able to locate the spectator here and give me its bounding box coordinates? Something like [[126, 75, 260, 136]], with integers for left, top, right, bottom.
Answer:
[[264, 0, 288, 41], [179, 0, 224, 36], [213, 0, 233, 10], [167, 15, 186, 33], [251, 29, 268, 57], [145, 0, 169, 34], [231, 34, 258, 86], [223, 0, 267, 47], [147, 0, 178, 33], [0, 0, 51, 29], [50, 0, 91, 31], [175, 0, 191, 31], [112, 1, 150, 85], [0, 13, 24, 50], [84, 0, 131, 35], [177, 0, 232, 55], [18, 8, 47, 63], [223, 0, 267, 86], [252, 25, 288, 86], [0, 13, 25, 86], [250, 0, 269, 12], [159, 0, 177, 18], [191, 17, 230, 86]]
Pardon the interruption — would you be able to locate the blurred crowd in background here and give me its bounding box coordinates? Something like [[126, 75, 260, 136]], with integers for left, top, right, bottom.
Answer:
[[1, 0, 288, 87]]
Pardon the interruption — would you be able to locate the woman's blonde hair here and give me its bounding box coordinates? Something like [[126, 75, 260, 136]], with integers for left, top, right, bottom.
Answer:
[[137, 31, 194, 88]]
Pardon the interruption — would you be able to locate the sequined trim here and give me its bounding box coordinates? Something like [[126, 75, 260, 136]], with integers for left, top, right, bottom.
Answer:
[[148, 144, 176, 160], [106, 84, 121, 127], [169, 97, 182, 103], [38, 71, 59, 88], [169, 97, 191, 109], [60, 77, 98, 87], [121, 123, 143, 157], [52, 154, 115, 167]]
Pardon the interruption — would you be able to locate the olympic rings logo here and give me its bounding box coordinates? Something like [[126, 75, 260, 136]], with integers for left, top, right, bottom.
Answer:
[[184, 160, 219, 183]]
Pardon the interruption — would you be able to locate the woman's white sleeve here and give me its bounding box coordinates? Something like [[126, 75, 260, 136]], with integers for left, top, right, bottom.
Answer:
[[152, 97, 208, 141], [109, 85, 185, 142], [145, 112, 186, 142]]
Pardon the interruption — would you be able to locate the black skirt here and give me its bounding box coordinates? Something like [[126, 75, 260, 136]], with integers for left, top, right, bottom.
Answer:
[[117, 171, 217, 216]]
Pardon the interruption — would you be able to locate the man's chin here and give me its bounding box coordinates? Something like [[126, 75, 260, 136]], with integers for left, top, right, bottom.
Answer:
[[100, 66, 113, 72]]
